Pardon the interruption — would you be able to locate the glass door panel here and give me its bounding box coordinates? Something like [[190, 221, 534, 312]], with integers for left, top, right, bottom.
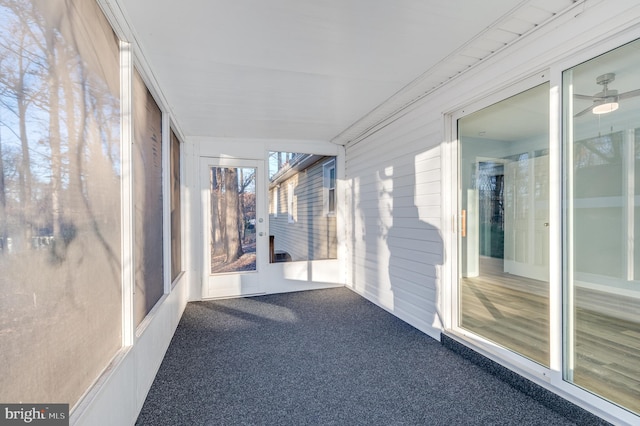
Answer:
[[201, 158, 265, 299], [563, 39, 640, 414], [458, 83, 550, 366], [209, 166, 257, 274]]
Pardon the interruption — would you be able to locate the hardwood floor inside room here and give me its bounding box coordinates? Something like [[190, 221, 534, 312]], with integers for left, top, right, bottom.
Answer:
[[460, 256, 550, 366], [459, 256, 640, 414], [573, 306, 640, 413]]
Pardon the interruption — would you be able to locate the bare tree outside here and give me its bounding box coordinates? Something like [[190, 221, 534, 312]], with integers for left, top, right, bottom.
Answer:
[[210, 167, 256, 273]]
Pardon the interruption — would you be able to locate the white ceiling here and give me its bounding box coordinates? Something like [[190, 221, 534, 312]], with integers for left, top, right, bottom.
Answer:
[[459, 83, 550, 142], [117, 0, 572, 142]]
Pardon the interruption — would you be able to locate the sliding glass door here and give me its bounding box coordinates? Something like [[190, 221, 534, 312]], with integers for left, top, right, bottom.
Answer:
[[458, 83, 550, 366], [563, 39, 640, 413], [455, 38, 640, 417]]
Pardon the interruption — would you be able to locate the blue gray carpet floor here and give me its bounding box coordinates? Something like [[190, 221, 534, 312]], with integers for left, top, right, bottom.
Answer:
[[136, 287, 601, 425]]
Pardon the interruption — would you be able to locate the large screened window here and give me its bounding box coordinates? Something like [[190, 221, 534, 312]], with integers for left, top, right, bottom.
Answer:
[[268, 152, 337, 262], [458, 83, 550, 367], [0, 0, 122, 408], [133, 69, 164, 326], [563, 38, 640, 414]]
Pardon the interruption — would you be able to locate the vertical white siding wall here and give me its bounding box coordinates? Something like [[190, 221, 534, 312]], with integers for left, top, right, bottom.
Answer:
[[346, 107, 443, 339]]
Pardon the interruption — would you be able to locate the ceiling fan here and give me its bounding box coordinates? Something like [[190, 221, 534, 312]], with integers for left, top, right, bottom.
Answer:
[[573, 72, 640, 117]]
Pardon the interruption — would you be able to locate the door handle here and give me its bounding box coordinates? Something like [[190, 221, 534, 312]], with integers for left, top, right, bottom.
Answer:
[[461, 210, 466, 238]]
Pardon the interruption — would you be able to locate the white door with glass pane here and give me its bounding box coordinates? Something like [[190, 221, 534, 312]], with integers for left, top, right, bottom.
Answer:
[[503, 153, 549, 281], [200, 157, 266, 298]]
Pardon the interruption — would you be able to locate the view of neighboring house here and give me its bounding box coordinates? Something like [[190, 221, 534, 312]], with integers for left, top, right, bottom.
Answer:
[[268, 153, 337, 262]]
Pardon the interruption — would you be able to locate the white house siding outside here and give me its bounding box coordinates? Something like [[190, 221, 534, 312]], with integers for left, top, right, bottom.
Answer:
[[269, 157, 338, 262]]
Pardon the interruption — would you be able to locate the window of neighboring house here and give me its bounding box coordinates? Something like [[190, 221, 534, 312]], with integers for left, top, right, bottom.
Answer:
[[323, 159, 336, 216], [287, 181, 295, 223], [272, 186, 278, 218]]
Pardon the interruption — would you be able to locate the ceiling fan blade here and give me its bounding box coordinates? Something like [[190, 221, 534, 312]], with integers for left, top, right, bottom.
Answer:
[[618, 89, 640, 100], [574, 93, 595, 101], [574, 105, 594, 117]]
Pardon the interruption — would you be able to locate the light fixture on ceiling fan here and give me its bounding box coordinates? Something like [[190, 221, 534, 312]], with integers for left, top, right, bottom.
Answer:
[[573, 72, 640, 117]]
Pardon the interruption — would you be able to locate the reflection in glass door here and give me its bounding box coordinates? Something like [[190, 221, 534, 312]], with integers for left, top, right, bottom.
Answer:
[[201, 158, 265, 299], [458, 83, 550, 366]]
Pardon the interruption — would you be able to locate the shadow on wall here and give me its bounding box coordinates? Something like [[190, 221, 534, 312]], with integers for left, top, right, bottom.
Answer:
[[383, 154, 444, 332]]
